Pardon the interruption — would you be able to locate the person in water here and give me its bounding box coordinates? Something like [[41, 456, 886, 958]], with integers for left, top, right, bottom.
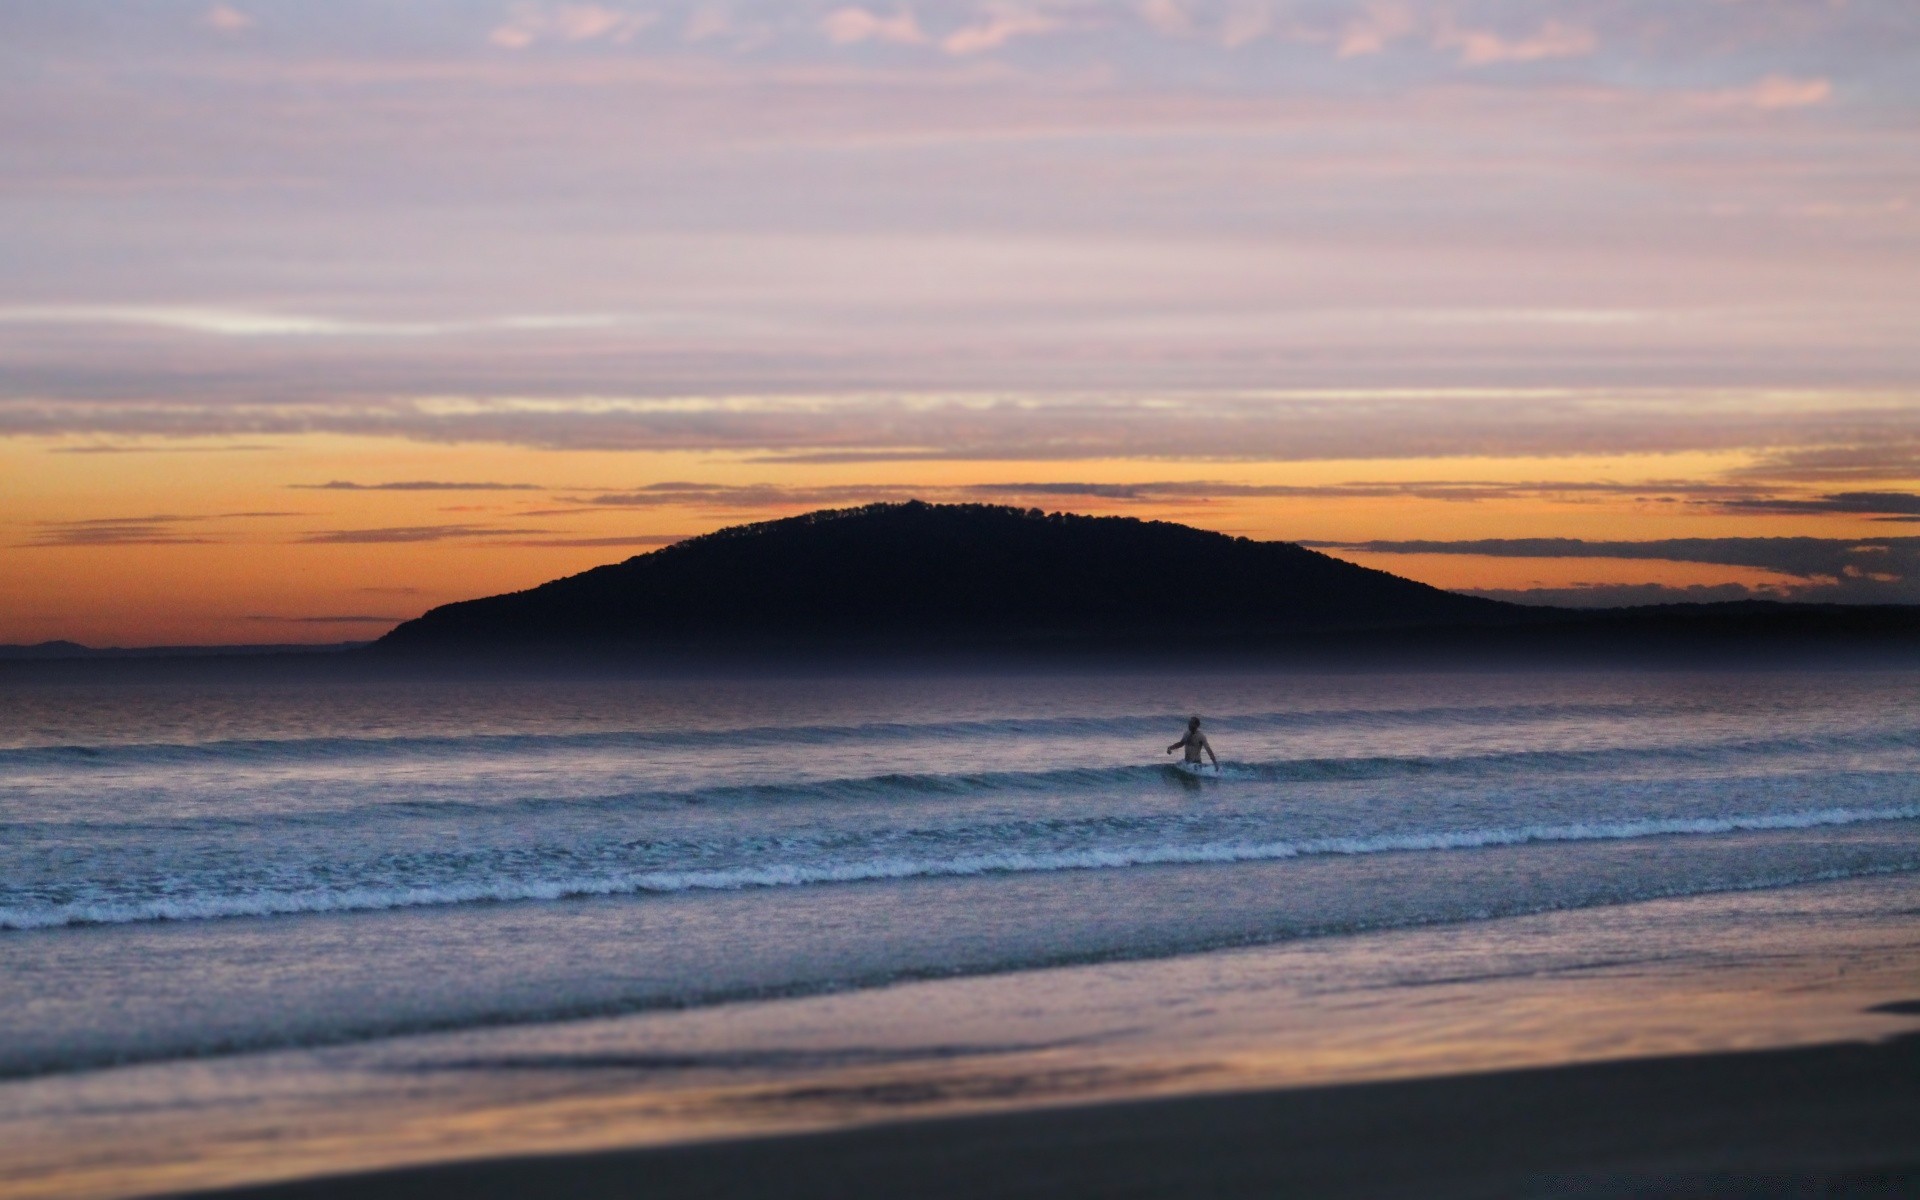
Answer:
[[1167, 716, 1219, 769]]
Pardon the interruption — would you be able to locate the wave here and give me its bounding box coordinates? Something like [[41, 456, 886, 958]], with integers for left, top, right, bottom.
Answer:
[[10, 851, 1918, 1083], [481, 727, 1920, 809], [7, 802, 1915, 932], [0, 699, 1719, 771], [10, 728, 1919, 837]]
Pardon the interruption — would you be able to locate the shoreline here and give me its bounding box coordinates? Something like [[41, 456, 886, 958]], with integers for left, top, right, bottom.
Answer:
[[174, 1031, 1920, 1200], [8, 871, 1919, 1200]]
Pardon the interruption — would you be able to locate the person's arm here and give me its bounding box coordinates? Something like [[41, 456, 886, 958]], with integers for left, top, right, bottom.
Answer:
[[1167, 734, 1187, 754], [1204, 737, 1219, 768]]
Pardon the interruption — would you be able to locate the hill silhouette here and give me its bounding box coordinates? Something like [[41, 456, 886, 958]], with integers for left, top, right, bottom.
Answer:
[[375, 502, 1514, 655]]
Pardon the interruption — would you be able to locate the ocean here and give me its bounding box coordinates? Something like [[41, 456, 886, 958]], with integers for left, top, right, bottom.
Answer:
[[4, 667, 1918, 1084]]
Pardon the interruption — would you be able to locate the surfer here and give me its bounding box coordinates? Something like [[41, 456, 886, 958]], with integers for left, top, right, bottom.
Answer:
[[1166, 716, 1219, 770]]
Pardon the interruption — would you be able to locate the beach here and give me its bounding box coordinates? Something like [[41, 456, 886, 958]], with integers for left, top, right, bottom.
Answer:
[[3, 668, 1918, 1198], [179, 1035, 1920, 1200]]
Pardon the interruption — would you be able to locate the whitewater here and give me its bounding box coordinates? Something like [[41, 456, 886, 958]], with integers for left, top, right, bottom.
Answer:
[[3, 667, 1917, 1079]]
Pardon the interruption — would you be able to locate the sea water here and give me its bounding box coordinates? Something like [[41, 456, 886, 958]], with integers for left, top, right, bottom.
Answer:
[[2, 668, 1917, 1080]]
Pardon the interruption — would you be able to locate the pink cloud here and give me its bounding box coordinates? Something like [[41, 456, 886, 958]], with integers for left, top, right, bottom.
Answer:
[[202, 5, 254, 34], [1219, 4, 1273, 49], [489, 4, 656, 50], [1138, 0, 1194, 37], [682, 6, 733, 42], [942, 5, 1060, 55], [1697, 75, 1833, 110], [823, 6, 929, 47], [1336, 4, 1415, 58], [1437, 20, 1597, 67]]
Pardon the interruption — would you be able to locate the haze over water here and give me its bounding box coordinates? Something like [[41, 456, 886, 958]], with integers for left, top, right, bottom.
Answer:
[[6, 667, 1917, 1081]]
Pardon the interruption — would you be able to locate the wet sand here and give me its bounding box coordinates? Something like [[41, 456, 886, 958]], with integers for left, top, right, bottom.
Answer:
[[180, 1030, 1920, 1200]]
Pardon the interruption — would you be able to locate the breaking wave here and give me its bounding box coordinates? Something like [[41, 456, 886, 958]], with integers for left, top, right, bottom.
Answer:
[[7, 802, 1915, 931]]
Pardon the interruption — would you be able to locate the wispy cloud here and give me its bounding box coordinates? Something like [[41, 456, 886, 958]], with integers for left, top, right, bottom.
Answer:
[[502, 534, 687, 547], [16, 510, 293, 547], [1319, 535, 1920, 604], [942, 4, 1059, 55], [563, 476, 1782, 513], [1217, 3, 1270, 48], [0, 306, 621, 339], [1732, 444, 1920, 484], [576, 482, 919, 508], [291, 480, 545, 492], [489, 4, 657, 50], [19, 515, 215, 548], [822, 6, 927, 46], [1462, 582, 1783, 608], [1436, 20, 1596, 67], [8, 392, 1920, 465], [296, 525, 549, 544], [1309, 534, 1920, 584], [1695, 75, 1832, 111], [47, 443, 275, 455], [201, 5, 254, 34], [1138, 0, 1194, 38], [1336, 3, 1415, 58], [1717, 491, 1920, 517]]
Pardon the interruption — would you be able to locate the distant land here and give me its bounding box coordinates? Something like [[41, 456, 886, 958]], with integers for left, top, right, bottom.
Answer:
[[369, 502, 1920, 666], [376, 502, 1507, 652], [10, 503, 1920, 675]]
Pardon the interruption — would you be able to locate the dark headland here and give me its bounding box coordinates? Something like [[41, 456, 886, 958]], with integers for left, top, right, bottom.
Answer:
[[369, 501, 1920, 668], [11, 502, 1920, 679]]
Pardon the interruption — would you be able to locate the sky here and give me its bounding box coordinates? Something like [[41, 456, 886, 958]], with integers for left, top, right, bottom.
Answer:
[[2, 0, 1918, 644]]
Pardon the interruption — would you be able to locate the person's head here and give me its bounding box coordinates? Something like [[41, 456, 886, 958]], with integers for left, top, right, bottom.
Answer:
[[1188, 716, 1201, 730]]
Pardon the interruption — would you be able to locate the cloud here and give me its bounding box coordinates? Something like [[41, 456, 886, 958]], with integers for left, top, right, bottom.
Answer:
[[0, 306, 624, 340], [8, 387, 1920, 468], [561, 476, 1772, 514], [201, 5, 254, 34], [1732, 444, 1920, 483], [1218, 3, 1271, 48], [19, 515, 215, 548], [1436, 20, 1596, 67], [291, 480, 546, 491], [1138, 0, 1193, 38], [577, 482, 918, 508], [502, 534, 687, 547], [1308, 535, 1920, 580], [1460, 583, 1780, 608], [47, 443, 274, 455], [490, 4, 657, 49], [680, 5, 770, 46], [1336, 3, 1415, 58], [297, 525, 549, 544], [942, 5, 1059, 55], [16, 510, 291, 547], [822, 6, 928, 46], [572, 479, 1223, 510], [1717, 491, 1920, 517], [1696, 75, 1832, 111], [1315, 535, 1920, 604]]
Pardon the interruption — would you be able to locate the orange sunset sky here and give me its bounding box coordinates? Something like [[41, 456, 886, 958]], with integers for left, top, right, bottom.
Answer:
[[3, 2, 1918, 645]]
